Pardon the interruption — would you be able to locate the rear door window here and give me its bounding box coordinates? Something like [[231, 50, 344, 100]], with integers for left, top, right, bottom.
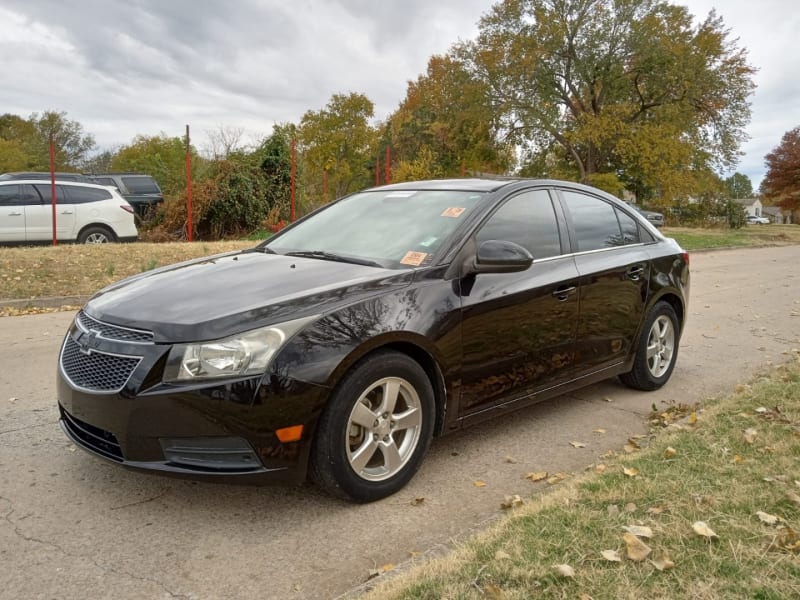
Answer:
[[0, 185, 22, 206], [121, 177, 160, 194], [62, 186, 113, 204], [33, 184, 67, 204], [561, 191, 624, 251]]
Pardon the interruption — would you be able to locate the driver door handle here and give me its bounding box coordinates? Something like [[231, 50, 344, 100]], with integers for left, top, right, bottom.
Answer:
[[552, 285, 577, 301]]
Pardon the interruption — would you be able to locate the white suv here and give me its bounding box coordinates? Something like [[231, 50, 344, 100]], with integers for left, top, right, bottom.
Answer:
[[0, 180, 138, 244]]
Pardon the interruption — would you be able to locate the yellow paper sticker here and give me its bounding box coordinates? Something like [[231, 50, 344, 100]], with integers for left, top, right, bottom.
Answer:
[[441, 207, 466, 218], [400, 251, 428, 266]]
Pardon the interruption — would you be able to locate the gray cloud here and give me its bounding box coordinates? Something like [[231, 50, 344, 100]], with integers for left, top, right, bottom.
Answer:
[[1, 0, 796, 188]]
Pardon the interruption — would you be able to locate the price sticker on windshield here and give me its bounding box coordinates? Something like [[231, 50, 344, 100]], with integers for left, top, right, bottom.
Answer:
[[441, 207, 466, 218], [400, 251, 428, 266]]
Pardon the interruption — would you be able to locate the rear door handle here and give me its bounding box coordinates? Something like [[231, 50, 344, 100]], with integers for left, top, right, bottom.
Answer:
[[552, 286, 577, 301], [8, 211, 23, 216], [61, 210, 74, 215]]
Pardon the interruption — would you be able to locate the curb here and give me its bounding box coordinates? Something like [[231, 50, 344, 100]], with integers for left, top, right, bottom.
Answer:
[[0, 295, 90, 309]]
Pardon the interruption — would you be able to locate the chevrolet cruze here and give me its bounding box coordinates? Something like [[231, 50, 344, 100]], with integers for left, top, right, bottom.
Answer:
[[57, 179, 689, 502]]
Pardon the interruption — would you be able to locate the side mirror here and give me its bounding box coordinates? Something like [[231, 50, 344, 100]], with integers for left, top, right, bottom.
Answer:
[[472, 240, 533, 274]]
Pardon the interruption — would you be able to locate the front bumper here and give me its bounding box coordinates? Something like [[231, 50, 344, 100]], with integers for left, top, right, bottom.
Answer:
[[57, 314, 329, 484]]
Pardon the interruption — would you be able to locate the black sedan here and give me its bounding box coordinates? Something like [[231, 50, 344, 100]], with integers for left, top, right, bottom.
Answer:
[[57, 179, 689, 502]]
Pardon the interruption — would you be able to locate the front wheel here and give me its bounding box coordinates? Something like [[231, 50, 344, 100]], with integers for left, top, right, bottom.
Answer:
[[620, 301, 680, 391], [310, 351, 435, 502]]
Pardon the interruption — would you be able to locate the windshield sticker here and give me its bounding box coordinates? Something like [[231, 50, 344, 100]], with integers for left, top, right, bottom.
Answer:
[[400, 251, 428, 266], [384, 191, 417, 198], [441, 207, 466, 218]]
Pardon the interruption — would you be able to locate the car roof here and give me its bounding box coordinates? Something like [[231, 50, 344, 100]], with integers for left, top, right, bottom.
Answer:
[[372, 177, 628, 197], [0, 179, 118, 190]]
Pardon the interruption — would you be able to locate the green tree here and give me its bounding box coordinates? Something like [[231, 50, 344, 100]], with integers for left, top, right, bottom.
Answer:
[[387, 53, 513, 178], [723, 172, 754, 199], [459, 0, 755, 202], [298, 92, 377, 199], [761, 126, 800, 221], [27, 111, 95, 170], [254, 125, 294, 220], [111, 134, 198, 195]]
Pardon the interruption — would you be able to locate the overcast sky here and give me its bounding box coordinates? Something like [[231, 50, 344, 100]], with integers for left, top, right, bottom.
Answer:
[[1, 0, 798, 188]]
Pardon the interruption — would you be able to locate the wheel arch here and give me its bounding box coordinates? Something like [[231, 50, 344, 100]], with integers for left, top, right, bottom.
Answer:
[[77, 223, 117, 243], [324, 334, 450, 438], [650, 291, 685, 332]]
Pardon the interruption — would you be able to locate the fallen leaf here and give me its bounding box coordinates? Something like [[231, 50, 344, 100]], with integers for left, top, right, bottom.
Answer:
[[623, 532, 652, 561], [603, 396, 614, 402], [647, 506, 666, 515], [570, 441, 586, 448], [607, 504, 620, 516], [692, 521, 718, 539], [501, 495, 524, 510], [630, 434, 647, 440], [484, 584, 503, 600], [623, 525, 653, 538], [407, 551, 420, 558], [623, 443, 639, 454], [601, 549, 622, 562], [733, 454, 744, 464], [495, 550, 511, 561], [547, 473, 567, 485], [601, 450, 617, 458], [380, 564, 394, 572], [757, 511, 781, 526], [593, 428, 607, 434], [755, 407, 768, 414], [624, 502, 638, 513], [595, 463, 607, 473], [650, 550, 675, 571], [525, 471, 548, 482], [688, 411, 698, 425], [626, 438, 641, 449], [553, 564, 575, 577], [663, 446, 677, 458], [787, 491, 800, 506], [623, 466, 639, 478], [504, 455, 518, 464], [743, 428, 757, 444], [473, 480, 487, 488], [8, 397, 17, 402], [410, 497, 425, 506]]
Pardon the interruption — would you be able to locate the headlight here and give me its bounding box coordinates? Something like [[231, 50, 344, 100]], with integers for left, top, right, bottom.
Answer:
[[163, 315, 317, 382]]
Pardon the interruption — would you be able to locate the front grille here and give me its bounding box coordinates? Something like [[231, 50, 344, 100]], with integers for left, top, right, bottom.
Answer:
[[77, 311, 153, 343], [61, 336, 141, 393], [61, 407, 123, 462]]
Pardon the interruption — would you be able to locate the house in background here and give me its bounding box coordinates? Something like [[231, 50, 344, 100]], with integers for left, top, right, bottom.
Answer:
[[731, 197, 763, 217], [762, 205, 793, 224]]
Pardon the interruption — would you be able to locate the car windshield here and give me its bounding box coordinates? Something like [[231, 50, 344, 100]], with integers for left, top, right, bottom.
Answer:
[[264, 189, 486, 268]]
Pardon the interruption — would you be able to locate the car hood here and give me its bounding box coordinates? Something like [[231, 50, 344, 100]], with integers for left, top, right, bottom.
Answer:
[[84, 250, 412, 343]]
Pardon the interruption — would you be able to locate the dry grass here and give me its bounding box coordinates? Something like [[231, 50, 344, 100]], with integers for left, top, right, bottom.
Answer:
[[362, 358, 800, 600], [0, 241, 254, 302], [664, 224, 800, 251]]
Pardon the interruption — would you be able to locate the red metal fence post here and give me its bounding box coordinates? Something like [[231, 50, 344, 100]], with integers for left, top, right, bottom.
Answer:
[[185, 125, 193, 242], [385, 146, 391, 184], [49, 133, 57, 246], [290, 138, 296, 222]]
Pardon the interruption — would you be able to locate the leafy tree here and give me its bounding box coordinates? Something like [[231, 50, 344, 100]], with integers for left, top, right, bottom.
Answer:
[[387, 53, 513, 177], [0, 138, 31, 172], [458, 0, 755, 202], [761, 126, 800, 220], [27, 111, 95, 170], [723, 172, 753, 199], [110, 134, 199, 195], [254, 125, 294, 221], [82, 148, 119, 175], [298, 92, 377, 199]]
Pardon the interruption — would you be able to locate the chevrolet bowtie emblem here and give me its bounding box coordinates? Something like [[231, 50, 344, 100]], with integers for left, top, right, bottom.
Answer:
[[76, 329, 100, 355]]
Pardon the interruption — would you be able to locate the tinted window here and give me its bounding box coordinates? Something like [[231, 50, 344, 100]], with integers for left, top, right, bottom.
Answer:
[[63, 186, 113, 204], [21, 184, 40, 203], [616, 208, 640, 244], [93, 177, 116, 187], [561, 191, 624, 251], [0, 185, 21, 206], [122, 176, 160, 194], [476, 189, 561, 259], [33, 184, 67, 204]]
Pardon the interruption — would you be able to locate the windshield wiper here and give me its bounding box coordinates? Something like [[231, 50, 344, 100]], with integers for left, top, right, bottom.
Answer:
[[284, 250, 382, 268]]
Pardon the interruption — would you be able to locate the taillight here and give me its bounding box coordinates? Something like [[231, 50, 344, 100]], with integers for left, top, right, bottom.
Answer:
[[121, 205, 134, 214], [681, 251, 689, 265]]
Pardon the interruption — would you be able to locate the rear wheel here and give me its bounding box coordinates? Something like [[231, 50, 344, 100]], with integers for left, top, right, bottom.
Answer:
[[78, 226, 115, 244], [310, 351, 435, 502], [620, 301, 679, 391]]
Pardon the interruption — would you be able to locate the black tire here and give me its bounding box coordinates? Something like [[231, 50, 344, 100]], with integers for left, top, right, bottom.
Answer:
[[78, 226, 115, 244], [619, 301, 680, 391], [310, 351, 435, 502]]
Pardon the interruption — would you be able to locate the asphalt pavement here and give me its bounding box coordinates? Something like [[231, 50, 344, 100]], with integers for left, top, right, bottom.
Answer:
[[1, 245, 799, 600]]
